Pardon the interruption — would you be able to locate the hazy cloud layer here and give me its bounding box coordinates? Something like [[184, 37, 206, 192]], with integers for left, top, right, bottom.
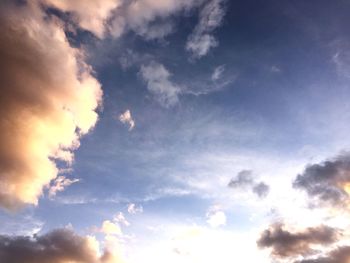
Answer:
[[0, 2, 102, 209], [228, 170, 270, 198], [257, 224, 340, 259], [0, 228, 120, 263], [186, 0, 227, 58], [293, 153, 350, 206]]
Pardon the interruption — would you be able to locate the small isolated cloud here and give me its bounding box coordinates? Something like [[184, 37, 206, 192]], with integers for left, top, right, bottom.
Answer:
[[257, 223, 340, 259], [140, 61, 181, 108], [48, 176, 79, 198], [293, 152, 350, 207], [127, 203, 143, 214], [186, 0, 227, 58], [114, 212, 130, 227], [252, 182, 270, 199], [206, 205, 226, 228], [0, 228, 121, 263], [119, 109, 135, 131], [211, 65, 225, 81], [228, 170, 270, 198]]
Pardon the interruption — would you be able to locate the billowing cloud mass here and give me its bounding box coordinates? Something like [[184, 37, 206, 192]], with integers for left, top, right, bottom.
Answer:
[[140, 61, 181, 107], [228, 170, 270, 198], [0, 228, 121, 263], [119, 110, 135, 131], [0, 2, 102, 209], [186, 0, 227, 58], [293, 153, 350, 206], [257, 223, 340, 259]]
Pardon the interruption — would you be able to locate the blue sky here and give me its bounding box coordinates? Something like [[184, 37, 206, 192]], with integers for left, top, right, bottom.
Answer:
[[2, 0, 350, 262]]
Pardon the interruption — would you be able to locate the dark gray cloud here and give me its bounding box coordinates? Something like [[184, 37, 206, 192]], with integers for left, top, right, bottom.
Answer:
[[228, 170, 270, 198], [296, 246, 350, 263], [293, 153, 350, 206], [253, 182, 270, 198], [257, 224, 339, 259], [0, 228, 118, 263]]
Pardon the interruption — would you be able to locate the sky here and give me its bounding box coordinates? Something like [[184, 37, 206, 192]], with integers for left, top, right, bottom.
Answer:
[[1, 0, 350, 262]]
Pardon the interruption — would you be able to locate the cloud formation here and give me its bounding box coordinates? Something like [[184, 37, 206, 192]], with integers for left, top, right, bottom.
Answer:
[[48, 176, 79, 198], [0, 228, 121, 263], [293, 153, 350, 206], [228, 170, 270, 198], [140, 61, 181, 107], [127, 203, 143, 214], [296, 246, 350, 263], [257, 223, 340, 259], [186, 0, 227, 58], [119, 109, 135, 131], [0, 2, 102, 209]]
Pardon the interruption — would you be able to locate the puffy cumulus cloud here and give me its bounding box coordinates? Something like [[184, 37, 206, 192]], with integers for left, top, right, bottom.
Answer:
[[140, 61, 181, 108], [257, 223, 340, 259], [186, 0, 227, 58], [0, 228, 122, 263], [42, 0, 121, 38], [228, 170, 270, 199], [293, 153, 350, 207], [296, 246, 350, 263], [119, 109, 135, 131], [48, 176, 79, 198], [0, 2, 102, 209], [205, 205, 226, 228], [127, 203, 143, 214]]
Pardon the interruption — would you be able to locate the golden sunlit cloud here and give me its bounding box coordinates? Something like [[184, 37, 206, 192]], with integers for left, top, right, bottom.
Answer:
[[0, 2, 102, 210]]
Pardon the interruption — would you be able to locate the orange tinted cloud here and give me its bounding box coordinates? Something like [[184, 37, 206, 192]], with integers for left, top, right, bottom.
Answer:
[[0, 2, 102, 209]]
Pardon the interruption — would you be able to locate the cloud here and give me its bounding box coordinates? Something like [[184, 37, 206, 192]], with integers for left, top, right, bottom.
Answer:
[[48, 176, 79, 198], [186, 0, 227, 58], [114, 212, 130, 227], [0, 2, 102, 210], [119, 109, 135, 131], [211, 65, 225, 80], [257, 223, 340, 259], [140, 61, 181, 107], [296, 246, 350, 263], [0, 228, 121, 263], [42, 0, 121, 38], [127, 203, 143, 214], [252, 182, 270, 199], [293, 152, 350, 206], [228, 170, 270, 198], [206, 210, 226, 228], [101, 220, 122, 236]]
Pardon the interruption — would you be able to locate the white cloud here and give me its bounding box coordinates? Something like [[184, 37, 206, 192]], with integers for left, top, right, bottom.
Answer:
[[119, 109, 135, 131], [140, 61, 181, 107], [101, 220, 122, 236], [48, 176, 79, 198], [211, 65, 225, 80], [127, 203, 143, 214], [206, 205, 227, 228], [114, 212, 130, 226], [186, 0, 227, 58]]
